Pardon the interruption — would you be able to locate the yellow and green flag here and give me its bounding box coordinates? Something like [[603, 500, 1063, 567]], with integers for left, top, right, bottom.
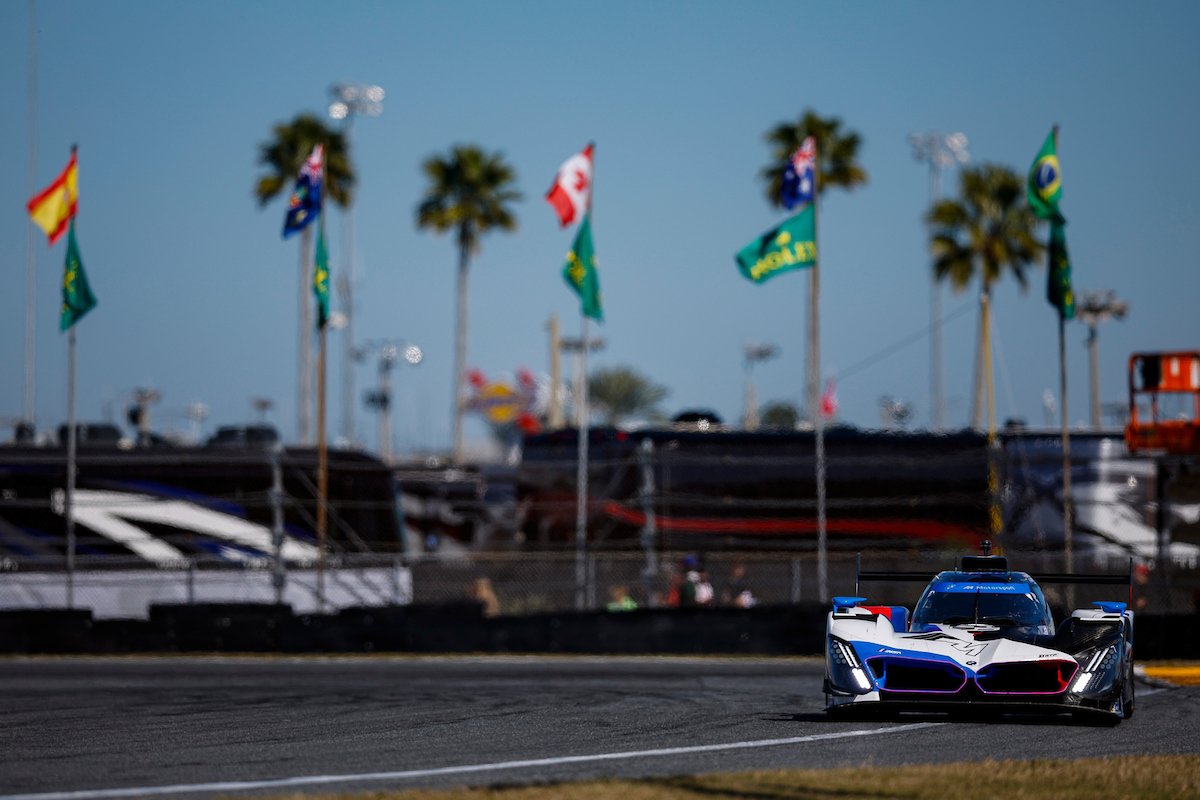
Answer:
[[1047, 220, 1075, 320], [736, 205, 817, 284], [313, 216, 330, 329], [1029, 128, 1075, 319], [563, 211, 602, 321], [1027, 128, 1063, 222], [61, 219, 97, 331]]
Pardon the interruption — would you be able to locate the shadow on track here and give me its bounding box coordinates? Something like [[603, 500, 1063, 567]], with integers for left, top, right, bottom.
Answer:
[[764, 706, 1121, 728]]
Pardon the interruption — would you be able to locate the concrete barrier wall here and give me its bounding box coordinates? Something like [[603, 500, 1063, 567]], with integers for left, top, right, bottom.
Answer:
[[0, 605, 1194, 659]]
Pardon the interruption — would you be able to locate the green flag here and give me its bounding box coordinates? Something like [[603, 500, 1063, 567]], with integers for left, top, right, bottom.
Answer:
[[735, 205, 817, 284], [1047, 219, 1075, 320], [313, 215, 330, 329], [60, 219, 97, 331], [563, 212, 602, 321], [1027, 128, 1063, 222]]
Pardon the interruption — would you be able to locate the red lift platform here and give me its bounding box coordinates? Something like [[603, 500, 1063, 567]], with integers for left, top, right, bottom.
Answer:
[[1125, 351, 1200, 455]]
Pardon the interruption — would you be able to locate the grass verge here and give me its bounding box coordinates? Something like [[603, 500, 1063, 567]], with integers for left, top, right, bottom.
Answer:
[[252, 754, 1199, 800]]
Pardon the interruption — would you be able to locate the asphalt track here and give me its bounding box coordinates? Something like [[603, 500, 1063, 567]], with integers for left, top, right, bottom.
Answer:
[[0, 656, 1196, 799]]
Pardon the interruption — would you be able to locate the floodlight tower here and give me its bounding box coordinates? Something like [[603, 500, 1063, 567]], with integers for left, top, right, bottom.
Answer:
[[910, 131, 969, 430], [358, 339, 422, 461], [1077, 291, 1128, 428], [742, 342, 779, 430], [328, 83, 384, 447]]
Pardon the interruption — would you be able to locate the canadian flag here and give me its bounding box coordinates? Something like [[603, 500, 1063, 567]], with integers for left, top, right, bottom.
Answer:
[[545, 143, 594, 227]]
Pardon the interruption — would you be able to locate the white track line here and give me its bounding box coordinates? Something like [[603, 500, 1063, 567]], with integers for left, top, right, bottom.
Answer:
[[0, 723, 939, 800]]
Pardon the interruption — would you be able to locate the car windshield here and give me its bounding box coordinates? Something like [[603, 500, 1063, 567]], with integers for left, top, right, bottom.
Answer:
[[912, 580, 1052, 629]]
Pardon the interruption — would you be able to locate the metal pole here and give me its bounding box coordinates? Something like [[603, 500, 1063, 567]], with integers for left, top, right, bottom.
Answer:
[[341, 168, 356, 446], [928, 159, 945, 431], [297, 226, 313, 443], [638, 439, 657, 607], [547, 315, 564, 429], [743, 359, 758, 431], [1155, 458, 1172, 612], [270, 444, 286, 604], [317, 325, 328, 611], [23, 0, 38, 431], [378, 350, 392, 461], [812, 153, 827, 601], [816, 415, 828, 602], [1087, 323, 1101, 428], [574, 315, 590, 610], [65, 328, 77, 608], [1059, 314, 1074, 603]]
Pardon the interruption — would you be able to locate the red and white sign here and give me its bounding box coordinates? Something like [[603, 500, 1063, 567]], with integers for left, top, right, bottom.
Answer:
[[545, 143, 594, 227]]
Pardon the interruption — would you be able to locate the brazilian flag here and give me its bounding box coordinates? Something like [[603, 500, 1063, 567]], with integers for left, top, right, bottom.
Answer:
[[1027, 128, 1063, 222], [563, 212, 602, 322], [313, 215, 330, 329], [61, 219, 97, 331]]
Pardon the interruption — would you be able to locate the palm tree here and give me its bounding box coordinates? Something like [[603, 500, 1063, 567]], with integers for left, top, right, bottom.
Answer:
[[760, 110, 867, 422], [927, 164, 1043, 431], [760, 401, 801, 430], [254, 113, 354, 444], [416, 145, 520, 463], [588, 366, 669, 426]]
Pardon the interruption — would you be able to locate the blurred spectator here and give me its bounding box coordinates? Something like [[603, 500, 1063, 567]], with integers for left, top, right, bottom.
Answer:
[[469, 576, 501, 618], [1133, 562, 1151, 612], [724, 563, 758, 609], [606, 585, 638, 612], [693, 567, 714, 606]]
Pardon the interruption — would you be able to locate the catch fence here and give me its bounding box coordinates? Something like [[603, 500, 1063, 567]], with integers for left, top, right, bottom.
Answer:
[[2, 548, 1194, 620]]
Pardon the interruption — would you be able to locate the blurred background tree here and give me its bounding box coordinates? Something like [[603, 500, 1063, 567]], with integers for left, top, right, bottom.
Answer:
[[927, 164, 1042, 430], [254, 113, 354, 443], [759, 401, 801, 430], [416, 145, 520, 462], [588, 366, 669, 426]]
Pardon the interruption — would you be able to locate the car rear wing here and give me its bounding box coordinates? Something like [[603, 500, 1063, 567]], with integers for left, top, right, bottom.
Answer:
[[853, 554, 1134, 608]]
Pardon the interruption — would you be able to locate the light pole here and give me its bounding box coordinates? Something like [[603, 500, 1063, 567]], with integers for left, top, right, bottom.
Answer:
[[560, 332, 604, 611], [1077, 291, 1128, 428], [358, 339, 422, 461], [328, 83, 384, 448], [742, 343, 779, 430], [910, 132, 969, 430]]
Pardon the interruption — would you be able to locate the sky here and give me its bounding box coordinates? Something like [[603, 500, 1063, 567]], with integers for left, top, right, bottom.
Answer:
[[1, 0, 1197, 456]]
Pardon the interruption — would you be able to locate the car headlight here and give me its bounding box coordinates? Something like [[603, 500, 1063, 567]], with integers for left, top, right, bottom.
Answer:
[[827, 636, 874, 694], [1071, 644, 1119, 695]]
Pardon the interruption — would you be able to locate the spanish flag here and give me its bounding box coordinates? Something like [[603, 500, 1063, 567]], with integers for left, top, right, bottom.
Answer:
[[27, 147, 79, 246]]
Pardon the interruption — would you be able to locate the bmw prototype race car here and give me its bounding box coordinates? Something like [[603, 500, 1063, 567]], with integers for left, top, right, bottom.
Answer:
[[824, 547, 1135, 722]]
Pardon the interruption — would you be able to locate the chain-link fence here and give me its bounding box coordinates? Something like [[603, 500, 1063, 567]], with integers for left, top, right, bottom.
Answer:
[[3, 548, 1196, 619]]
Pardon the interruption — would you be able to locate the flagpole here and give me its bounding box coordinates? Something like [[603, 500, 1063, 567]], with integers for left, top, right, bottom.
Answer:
[[811, 152, 827, 603], [23, 0, 38, 433], [65, 327, 77, 608], [316, 324, 328, 611], [1059, 312, 1073, 574], [575, 313, 590, 611], [298, 226, 314, 444]]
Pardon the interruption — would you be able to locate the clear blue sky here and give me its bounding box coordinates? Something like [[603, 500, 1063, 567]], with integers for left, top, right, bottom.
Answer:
[[1, 1, 1197, 454]]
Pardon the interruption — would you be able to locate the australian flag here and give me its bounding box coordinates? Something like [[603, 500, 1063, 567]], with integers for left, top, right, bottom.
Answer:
[[282, 144, 324, 238], [780, 136, 816, 210]]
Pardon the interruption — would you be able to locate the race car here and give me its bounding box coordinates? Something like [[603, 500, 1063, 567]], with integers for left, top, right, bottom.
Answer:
[[824, 547, 1135, 722]]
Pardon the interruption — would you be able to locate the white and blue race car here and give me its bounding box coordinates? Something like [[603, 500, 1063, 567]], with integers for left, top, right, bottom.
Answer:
[[825, 549, 1135, 722]]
